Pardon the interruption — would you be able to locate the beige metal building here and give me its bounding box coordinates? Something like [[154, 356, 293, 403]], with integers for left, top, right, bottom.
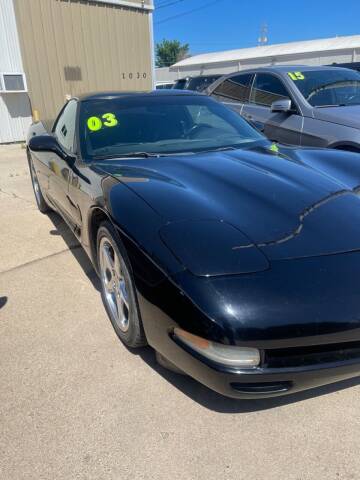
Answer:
[[0, 0, 154, 142]]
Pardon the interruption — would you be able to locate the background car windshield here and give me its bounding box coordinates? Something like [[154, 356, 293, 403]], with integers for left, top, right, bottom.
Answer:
[[290, 69, 360, 107], [187, 75, 221, 92], [172, 79, 187, 90], [79, 95, 264, 160]]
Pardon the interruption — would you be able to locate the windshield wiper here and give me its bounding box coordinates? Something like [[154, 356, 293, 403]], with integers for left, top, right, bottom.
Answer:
[[315, 104, 347, 108], [93, 152, 163, 160], [119, 152, 161, 158], [199, 143, 262, 154], [200, 146, 238, 154]]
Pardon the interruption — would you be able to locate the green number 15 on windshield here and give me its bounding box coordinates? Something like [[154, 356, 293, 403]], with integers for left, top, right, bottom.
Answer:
[[288, 71, 305, 81]]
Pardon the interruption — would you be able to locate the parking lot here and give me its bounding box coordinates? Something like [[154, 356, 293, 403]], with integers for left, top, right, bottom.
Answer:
[[0, 144, 359, 480]]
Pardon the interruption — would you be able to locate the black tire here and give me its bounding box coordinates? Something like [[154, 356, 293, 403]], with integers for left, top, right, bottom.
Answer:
[[97, 221, 147, 348], [28, 153, 50, 214]]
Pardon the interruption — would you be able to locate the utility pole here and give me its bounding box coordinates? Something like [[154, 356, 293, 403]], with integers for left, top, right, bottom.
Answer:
[[258, 23, 268, 46]]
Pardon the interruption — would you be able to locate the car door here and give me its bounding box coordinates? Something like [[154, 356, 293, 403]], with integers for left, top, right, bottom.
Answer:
[[210, 73, 254, 115], [242, 73, 303, 145], [48, 99, 78, 224]]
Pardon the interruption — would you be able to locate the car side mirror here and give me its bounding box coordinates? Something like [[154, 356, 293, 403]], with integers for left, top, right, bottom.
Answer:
[[29, 134, 61, 153], [28, 134, 74, 164], [270, 98, 292, 113]]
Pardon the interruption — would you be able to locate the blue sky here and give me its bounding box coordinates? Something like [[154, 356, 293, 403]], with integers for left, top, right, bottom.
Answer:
[[153, 0, 360, 55]]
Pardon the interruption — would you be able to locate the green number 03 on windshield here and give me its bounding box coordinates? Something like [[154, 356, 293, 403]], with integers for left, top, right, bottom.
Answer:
[[87, 113, 118, 131]]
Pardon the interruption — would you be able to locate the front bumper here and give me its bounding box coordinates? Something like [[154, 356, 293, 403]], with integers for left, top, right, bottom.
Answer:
[[135, 251, 360, 399], [164, 329, 360, 398], [138, 295, 360, 398]]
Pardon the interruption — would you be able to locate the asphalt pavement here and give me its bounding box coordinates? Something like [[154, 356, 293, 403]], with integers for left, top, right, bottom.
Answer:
[[0, 144, 359, 480]]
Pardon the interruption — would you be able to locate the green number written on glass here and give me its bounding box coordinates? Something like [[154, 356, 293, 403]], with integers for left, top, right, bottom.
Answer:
[[87, 113, 118, 131], [87, 116, 102, 131], [102, 112, 118, 127], [287, 71, 305, 81]]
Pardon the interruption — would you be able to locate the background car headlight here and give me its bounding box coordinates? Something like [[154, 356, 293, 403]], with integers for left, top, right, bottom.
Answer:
[[173, 328, 260, 368]]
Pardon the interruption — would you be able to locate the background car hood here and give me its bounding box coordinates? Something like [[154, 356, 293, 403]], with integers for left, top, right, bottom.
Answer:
[[96, 146, 360, 261], [313, 104, 360, 129]]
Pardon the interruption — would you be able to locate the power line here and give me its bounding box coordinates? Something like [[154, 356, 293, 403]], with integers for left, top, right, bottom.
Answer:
[[189, 42, 242, 45], [156, 0, 174, 6], [155, 0, 225, 25], [156, 0, 186, 7], [156, 0, 187, 9]]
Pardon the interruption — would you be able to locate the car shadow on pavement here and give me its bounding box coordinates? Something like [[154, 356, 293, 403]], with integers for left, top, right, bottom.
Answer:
[[133, 346, 360, 413], [48, 212, 101, 291]]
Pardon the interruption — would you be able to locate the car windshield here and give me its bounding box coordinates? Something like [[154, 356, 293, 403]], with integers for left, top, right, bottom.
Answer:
[[172, 79, 188, 90], [288, 68, 360, 107], [187, 76, 221, 92], [79, 94, 264, 160]]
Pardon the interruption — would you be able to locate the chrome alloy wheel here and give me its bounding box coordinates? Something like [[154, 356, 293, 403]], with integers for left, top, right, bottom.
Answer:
[[30, 160, 42, 205], [99, 237, 130, 332]]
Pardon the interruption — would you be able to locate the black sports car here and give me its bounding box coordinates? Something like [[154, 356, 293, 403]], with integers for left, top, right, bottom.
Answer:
[[27, 90, 360, 399]]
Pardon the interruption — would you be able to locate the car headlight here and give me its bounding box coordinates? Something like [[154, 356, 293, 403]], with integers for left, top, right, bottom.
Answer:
[[173, 328, 260, 368]]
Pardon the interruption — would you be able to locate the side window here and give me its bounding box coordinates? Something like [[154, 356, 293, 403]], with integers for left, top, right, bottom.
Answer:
[[213, 73, 253, 103], [250, 73, 290, 107], [54, 100, 78, 152]]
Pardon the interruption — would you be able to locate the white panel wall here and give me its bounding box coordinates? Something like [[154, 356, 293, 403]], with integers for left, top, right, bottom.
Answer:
[[0, 0, 32, 143]]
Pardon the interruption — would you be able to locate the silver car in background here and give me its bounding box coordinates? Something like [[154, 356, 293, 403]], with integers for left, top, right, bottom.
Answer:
[[207, 65, 360, 152]]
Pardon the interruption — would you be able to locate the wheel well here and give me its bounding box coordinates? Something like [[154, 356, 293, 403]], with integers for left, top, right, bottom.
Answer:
[[333, 144, 360, 153], [89, 208, 111, 270]]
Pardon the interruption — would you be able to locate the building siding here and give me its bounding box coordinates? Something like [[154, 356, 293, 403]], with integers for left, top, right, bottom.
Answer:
[[0, 0, 32, 143], [13, 0, 153, 127]]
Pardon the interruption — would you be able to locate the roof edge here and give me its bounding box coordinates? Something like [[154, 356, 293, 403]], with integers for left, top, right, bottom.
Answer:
[[170, 35, 360, 69], [88, 0, 154, 11]]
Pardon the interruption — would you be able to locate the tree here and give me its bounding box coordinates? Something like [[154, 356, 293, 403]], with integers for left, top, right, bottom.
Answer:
[[155, 39, 190, 68]]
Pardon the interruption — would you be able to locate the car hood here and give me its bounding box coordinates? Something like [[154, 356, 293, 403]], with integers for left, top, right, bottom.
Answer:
[[95, 145, 360, 261], [313, 104, 360, 129]]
